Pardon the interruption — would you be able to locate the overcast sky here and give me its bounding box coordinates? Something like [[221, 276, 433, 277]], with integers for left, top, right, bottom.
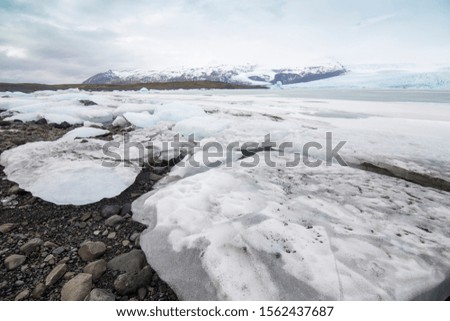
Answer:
[[1, 0, 449, 83]]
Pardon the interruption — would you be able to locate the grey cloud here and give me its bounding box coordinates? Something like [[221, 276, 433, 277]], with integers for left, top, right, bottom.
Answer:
[[0, 0, 449, 83]]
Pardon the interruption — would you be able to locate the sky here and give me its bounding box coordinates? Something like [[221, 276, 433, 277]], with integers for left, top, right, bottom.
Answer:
[[0, 0, 449, 83]]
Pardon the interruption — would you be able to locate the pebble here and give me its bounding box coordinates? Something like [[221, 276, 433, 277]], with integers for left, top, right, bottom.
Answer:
[[80, 213, 92, 222], [15, 289, 30, 301], [107, 250, 147, 274], [20, 237, 43, 253], [52, 246, 65, 255], [0, 280, 8, 289], [137, 287, 148, 300], [129, 232, 140, 242], [43, 241, 58, 249], [83, 259, 107, 281], [93, 230, 100, 236], [63, 272, 76, 280], [45, 263, 68, 286], [105, 215, 124, 227], [58, 257, 70, 265], [107, 232, 116, 239], [0, 223, 17, 234], [122, 240, 131, 247], [8, 185, 24, 195], [149, 173, 163, 182], [120, 203, 132, 216], [15, 280, 25, 286], [85, 288, 115, 301], [4, 254, 26, 270], [44, 254, 55, 262], [78, 241, 106, 262], [61, 273, 93, 301], [31, 283, 46, 299], [114, 266, 153, 296], [101, 205, 121, 218]]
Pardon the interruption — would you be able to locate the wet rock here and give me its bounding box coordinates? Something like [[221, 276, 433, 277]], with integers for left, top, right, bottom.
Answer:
[[101, 205, 121, 218], [15, 289, 30, 301], [5, 254, 26, 270], [0, 223, 17, 234], [114, 266, 153, 296], [61, 273, 92, 301], [45, 263, 67, 286], [105, 215, 124, 227], [31, 283, 46, 299], [83, 259, 107, 281], [107, 250, 147, 274], [85, 288, 115, 301], [78, 241, 106, 262], [20, 237, 43, 254]]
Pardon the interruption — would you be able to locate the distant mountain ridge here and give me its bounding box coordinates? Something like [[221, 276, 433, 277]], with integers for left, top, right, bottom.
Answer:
[[83, 63, 347, 86]]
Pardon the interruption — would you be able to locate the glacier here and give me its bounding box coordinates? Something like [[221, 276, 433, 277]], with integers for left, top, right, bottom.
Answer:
[[1, 87, 450, 300]]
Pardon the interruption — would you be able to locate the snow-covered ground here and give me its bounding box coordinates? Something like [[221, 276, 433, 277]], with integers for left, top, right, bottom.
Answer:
[[1, 88, 450, 300]]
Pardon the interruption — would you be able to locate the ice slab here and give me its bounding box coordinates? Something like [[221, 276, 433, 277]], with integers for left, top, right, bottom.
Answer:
[[133, 154, 450, 300]]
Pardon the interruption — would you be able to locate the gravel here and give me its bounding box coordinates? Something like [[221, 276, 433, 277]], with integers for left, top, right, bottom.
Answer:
[[0, 119, 177, 301]]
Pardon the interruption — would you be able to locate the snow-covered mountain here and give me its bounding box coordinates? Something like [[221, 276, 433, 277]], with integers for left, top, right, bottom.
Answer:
[[82, 63, 347, 86]]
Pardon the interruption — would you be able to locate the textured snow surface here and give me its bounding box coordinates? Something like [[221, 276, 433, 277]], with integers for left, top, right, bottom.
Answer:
[[1, 88, 450, 300], [133, 155, 450, 300]]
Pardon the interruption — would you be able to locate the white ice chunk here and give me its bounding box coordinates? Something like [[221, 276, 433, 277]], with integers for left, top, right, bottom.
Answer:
[[62, 127, 110, 140], [112, 115, 129, 127], [123, 111, 159, 128], [0, 139, 140, 205]]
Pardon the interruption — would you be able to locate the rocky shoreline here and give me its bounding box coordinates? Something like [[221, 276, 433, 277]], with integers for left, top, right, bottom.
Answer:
[[0, 119, 178, 301]]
